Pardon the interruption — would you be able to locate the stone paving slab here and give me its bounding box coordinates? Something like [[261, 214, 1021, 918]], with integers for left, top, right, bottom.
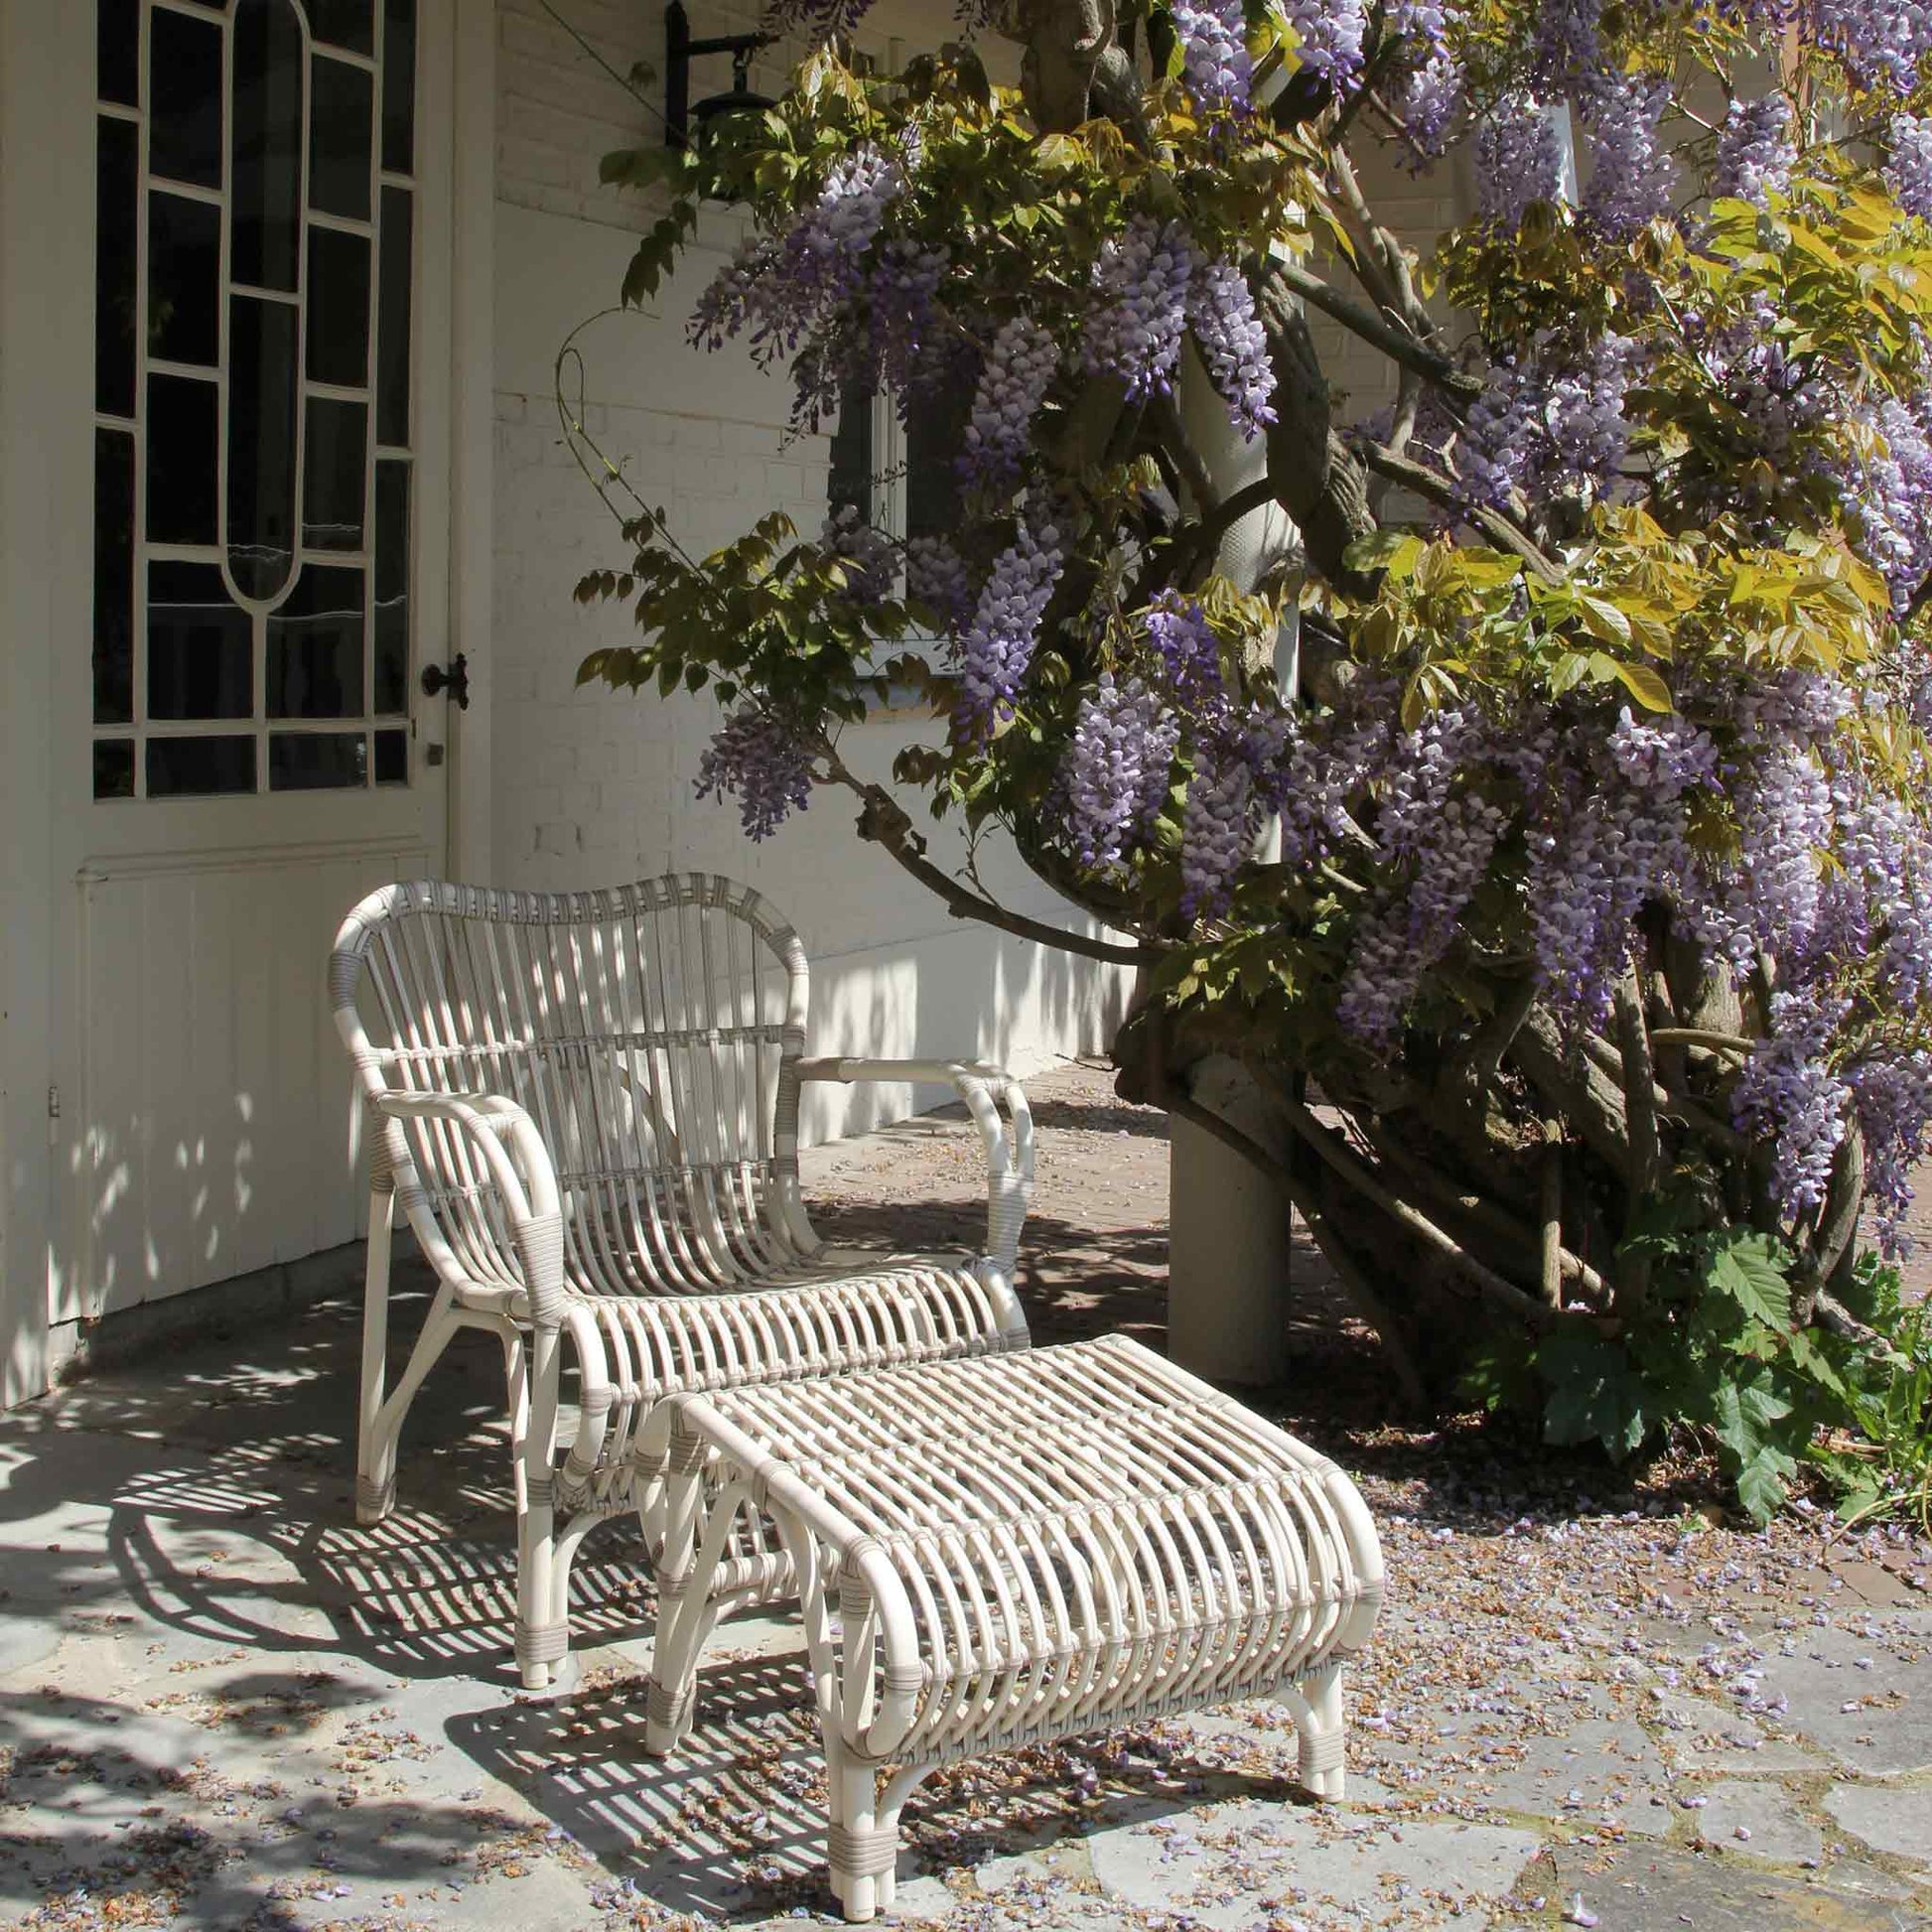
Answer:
[[0, 1062, 1928, 1930], [1824, 1784, 1932, 1871]]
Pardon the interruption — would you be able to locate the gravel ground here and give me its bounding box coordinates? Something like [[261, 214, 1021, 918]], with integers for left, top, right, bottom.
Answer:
[[0, 1060, 1927, 1932]]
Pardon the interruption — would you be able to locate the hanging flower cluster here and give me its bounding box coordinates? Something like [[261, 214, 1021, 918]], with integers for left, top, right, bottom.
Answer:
[[591, 0, 1932, 1278]]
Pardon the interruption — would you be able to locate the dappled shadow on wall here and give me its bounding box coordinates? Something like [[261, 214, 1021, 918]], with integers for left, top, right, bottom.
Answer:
[[68, 846, 424, 1321]]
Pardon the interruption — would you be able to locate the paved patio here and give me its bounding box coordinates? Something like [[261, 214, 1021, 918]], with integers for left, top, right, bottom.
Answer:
[[2, 1063, 1929, 1931]]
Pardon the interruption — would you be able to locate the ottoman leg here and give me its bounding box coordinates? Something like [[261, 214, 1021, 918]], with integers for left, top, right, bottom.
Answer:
[[645, 1474, 753, 1753], [1291, 1663, 1348, 1800], [826, 1738, 896, 1923]]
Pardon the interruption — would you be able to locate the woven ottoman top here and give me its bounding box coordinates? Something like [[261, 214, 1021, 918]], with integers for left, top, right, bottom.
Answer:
[[659, 1333, 1384, 1765]]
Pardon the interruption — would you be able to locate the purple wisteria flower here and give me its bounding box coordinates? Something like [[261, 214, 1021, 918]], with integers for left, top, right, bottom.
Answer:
[[1085, 216, 1197, 400], [822, 502, 897, 604], [1391, 47, 1465, 162], [959, 316, 1058, 490], [1475, 94, 1566, 232], [1732, 990, 1851, 1219], [1179, 742, 1257, 918], [1887, 113, 1932, 220], [1185, 259, 1276, 438], [953, 516, 1065, 740], [862, 238, 951, 395], [1838, 393, 1932, 614], [1825, 785, 1932, 1010], [1173, 0, 1252, 114], [1692, 293, 1822, 466], [1455, 336, 1637, 514], [1807, 0, 1932, 96], [1850, 1055, 1932, 1249], [1377, 0, 1460, 160], [1336, 705, 1509, 1041], [696, 706, 816, 841], [905, 535, 977, 632], [1454, 366, 1537, 509], [1716, 95, 1796, 207], [690, 235, 792, 357], [784, 145, 905, 303], [1337, 791, 1509, 1041], [1389, 0, 1449, 49], [1710, 746, 1836, 967], [1280, 0, 1367, 85], [1581, 74, 1676, 240], [1730, 668, 1853, 748], [1526, 711, 1714, 1029], [687, 145, 919, 429], [1058, 675, 1179, 869], [1144, 592, 1227, 710], [1532, 0, 1606, 99]]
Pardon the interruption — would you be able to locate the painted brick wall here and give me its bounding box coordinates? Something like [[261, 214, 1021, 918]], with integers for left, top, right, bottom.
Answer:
[[1304, 137, 1475, 429], [489, 1, 1133, 1143]]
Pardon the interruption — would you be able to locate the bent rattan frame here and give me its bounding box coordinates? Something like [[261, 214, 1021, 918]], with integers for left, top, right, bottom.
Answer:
[[329, 875, 1035, 1687], [639, 1333, 1385, 1923]]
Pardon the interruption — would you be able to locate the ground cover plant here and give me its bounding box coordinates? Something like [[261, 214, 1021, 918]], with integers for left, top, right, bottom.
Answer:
[[571, 0, 1932, 1523]]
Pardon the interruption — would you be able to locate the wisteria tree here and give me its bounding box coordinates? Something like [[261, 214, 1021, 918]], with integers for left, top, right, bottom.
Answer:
[[573, 0, 1932, 1518]]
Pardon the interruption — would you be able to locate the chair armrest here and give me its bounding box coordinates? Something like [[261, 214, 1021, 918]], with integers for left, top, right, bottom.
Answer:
[[369, 1089, 567, 1324], [794, 1058, 1034, 1277]]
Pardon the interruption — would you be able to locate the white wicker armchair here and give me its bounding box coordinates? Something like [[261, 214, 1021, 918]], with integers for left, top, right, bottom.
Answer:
[[329, 875, 1034, 1688]]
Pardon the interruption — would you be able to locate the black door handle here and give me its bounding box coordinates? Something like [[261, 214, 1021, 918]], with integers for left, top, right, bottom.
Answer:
[[421, 652, 470, 710]]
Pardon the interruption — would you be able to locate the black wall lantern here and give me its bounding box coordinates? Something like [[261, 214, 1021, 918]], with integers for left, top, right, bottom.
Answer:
[[664, 0, 777, 150]]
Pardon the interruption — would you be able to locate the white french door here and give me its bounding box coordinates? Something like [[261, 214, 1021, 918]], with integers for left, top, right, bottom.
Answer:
[[56, 0, 465, 1321]]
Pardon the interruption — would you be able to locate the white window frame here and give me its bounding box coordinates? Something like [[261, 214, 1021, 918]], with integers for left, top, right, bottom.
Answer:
[[92, 0, 419, 800]]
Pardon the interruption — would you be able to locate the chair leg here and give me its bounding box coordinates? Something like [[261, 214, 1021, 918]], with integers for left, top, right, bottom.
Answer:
[[510, 1324, 569, 1693], [1291, 1663, 1348, 1800], [356, 1182, 398, 1524], [826, 1736, 894, 1924]]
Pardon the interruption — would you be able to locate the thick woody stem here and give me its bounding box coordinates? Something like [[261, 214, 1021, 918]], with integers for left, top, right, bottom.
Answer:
[[1364, 1115, 1609, 1305], [1255, 1074, 1570, 1327], [1356, 442, 1564, 580], [1274, 261, 1479, 401], [1540, 1123, 1565, 1310], [1018, 0, 1115, 131], [1579, 1030, 1744, 1153], [1251, 262, 1380, 595], [1613, 981, 1660, 1311], [1165, 1086, 1431, 1410], [1796, 1124, 1865, 1323], [1511, 1011, 1634, 1180]]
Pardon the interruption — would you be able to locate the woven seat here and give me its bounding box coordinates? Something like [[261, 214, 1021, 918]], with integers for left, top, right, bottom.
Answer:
[[330, 876, 1033, 1688], [642, 1333, 1385, 1922]]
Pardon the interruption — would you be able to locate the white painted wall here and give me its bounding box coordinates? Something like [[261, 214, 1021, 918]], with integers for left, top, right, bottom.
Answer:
[[487, 0, 1134, 1143], [1305, 137, 1475, 427], [0, 0, 65, 1404]]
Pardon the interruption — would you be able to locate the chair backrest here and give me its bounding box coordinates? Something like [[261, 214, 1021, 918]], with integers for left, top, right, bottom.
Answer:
[[330, 876, 816, 1298]]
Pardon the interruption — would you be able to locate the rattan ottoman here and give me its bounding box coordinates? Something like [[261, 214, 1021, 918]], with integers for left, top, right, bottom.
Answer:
[[637, 1333, 1385, 1922]]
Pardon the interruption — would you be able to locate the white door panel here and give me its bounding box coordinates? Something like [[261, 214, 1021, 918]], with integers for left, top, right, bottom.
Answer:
[[62, 0, 459, 1317]]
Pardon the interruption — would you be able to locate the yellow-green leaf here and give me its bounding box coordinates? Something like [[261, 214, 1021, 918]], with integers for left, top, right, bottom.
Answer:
[[1579, 596, 1631, 646], [1611, 659, 1673, 712]]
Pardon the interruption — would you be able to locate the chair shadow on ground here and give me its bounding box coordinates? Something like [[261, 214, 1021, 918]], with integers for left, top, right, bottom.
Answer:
[[84, 1297, 664, 1686], [9, 1235, 1326, 1924], [445, 1649, 1284, 1924], [0, 1682, 568, 1928], [39, 1200, 1662, 1703], [1, 1173, 1713, 1924]]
